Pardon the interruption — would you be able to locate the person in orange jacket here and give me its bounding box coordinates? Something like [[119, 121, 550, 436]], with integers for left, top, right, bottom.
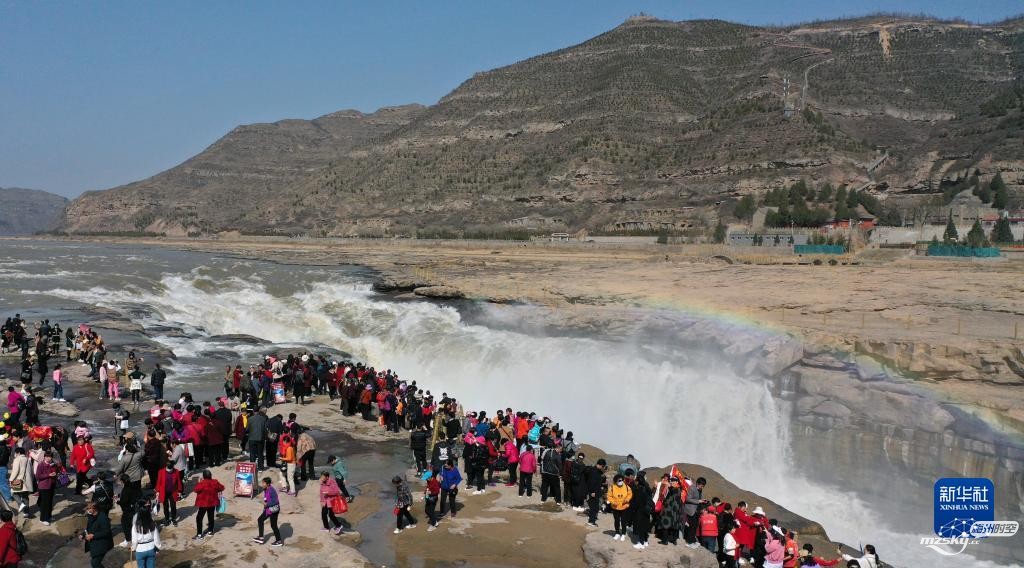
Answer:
[[279, 433, 297, 496], [698, 506, 719, 552], [783, 529, 799, 568]]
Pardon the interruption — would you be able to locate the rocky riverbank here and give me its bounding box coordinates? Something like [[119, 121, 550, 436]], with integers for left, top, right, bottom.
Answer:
[[0, 344, 850, 568]]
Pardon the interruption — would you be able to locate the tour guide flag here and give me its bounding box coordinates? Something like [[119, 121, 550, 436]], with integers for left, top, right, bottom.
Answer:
[[272, 381, 286, 404], [235, 461, 257, 497]]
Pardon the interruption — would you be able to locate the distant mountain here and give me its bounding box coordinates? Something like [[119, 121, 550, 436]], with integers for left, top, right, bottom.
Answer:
[[63, 16, 1023, 236], [63, 105, 426, 235], [0, 187, 69, 236]]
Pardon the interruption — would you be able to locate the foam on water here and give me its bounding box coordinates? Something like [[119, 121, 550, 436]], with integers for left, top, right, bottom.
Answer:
[[26, 272, 1019, 567]]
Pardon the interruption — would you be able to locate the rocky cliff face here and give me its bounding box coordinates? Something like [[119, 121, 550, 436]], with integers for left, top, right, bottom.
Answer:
[[686, 325, 1024, 565], [0, 187, 68, 235], [62, 16, 1023, 235]]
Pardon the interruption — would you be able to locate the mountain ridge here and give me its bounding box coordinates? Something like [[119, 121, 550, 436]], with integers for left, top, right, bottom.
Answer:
[[62, 16, 1023, 236], [0, 187, 69, 236]]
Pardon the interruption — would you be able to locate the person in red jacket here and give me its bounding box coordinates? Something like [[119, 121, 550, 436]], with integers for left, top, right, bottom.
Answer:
[[204, 415, 225, 466], [70, 436, 96, 495], [193, 469, 225, 539], [733, 501, 757, 560], [0, 510, 21, 567], [155, 462, 182, 527], [698, 506, 719, 552]]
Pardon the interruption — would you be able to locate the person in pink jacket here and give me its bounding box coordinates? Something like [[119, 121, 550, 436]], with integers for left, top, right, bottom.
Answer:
[[318, 471, 344, 534], [763, 527, 786, 568], [517, 444, 536, 497], [503, 440, 519, 487]]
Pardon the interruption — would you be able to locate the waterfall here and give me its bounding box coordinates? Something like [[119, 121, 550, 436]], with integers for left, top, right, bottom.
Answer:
[[32, 271, 1019, 567]]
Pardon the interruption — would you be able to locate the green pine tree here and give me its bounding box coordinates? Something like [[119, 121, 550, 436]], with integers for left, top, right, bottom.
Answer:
[[991, 217, 1014, 244], [733, 195, 756, 220], [991, 172, 1008, 209], [713, 221, 727, 244], [966, 220, 988, 248], [943, 214, 959, 243]]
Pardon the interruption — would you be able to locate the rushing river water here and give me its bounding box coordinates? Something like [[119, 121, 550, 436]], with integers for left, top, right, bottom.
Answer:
[[0, 239, 1017, 567]]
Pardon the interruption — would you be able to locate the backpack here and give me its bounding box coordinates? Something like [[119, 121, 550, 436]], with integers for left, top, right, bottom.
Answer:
[[527, 424, 541, 444], [570, 461, 585, 482], [13, 528, 27, 556]]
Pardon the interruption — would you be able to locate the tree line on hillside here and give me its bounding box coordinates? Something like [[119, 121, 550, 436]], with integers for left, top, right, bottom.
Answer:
[[939, 170, 1009, 208], [732, 180, 900, 228]]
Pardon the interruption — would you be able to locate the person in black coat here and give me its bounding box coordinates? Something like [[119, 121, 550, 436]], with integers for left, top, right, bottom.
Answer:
[[116, 473, 141, 548], [409, 424, 430, 475], [584, 459, 608, 525], [83, 502, 114, 568], [630, 471, 654, 547]]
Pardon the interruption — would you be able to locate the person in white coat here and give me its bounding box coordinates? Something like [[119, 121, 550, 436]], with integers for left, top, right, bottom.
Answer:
[[841, 544, 880, 568], [8, 447, 34, 514]]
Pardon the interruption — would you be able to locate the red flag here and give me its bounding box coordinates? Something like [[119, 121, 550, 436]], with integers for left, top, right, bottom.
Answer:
[[669, 464, 683, 480]]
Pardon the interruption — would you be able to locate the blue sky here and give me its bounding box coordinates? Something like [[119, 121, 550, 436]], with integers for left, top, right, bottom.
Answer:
[[2, 1, 1020, 197]]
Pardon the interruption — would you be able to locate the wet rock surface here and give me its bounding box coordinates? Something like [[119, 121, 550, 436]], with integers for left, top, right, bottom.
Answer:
[[412, 285, 466, 299]]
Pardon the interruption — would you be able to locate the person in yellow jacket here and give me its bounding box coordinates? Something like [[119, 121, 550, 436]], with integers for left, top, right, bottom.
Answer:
[[606, 473, 633, 541]]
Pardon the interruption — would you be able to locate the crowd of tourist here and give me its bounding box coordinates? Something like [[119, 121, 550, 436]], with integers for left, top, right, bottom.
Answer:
[[0, 314, 883, 568]]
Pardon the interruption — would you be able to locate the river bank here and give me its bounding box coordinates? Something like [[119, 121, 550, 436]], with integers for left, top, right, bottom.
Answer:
[[0, 344, 845, 568]]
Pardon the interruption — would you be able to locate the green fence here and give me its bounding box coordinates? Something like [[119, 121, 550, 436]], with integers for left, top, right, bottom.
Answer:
[[794, 244, 846, 255], [927, 245, 1001, 258]]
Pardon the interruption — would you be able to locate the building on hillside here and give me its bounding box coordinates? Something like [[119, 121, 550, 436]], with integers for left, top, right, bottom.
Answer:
[[727, 232, 809, 247], [824, 205, 876, 230], [506, 216, 565, 229]]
